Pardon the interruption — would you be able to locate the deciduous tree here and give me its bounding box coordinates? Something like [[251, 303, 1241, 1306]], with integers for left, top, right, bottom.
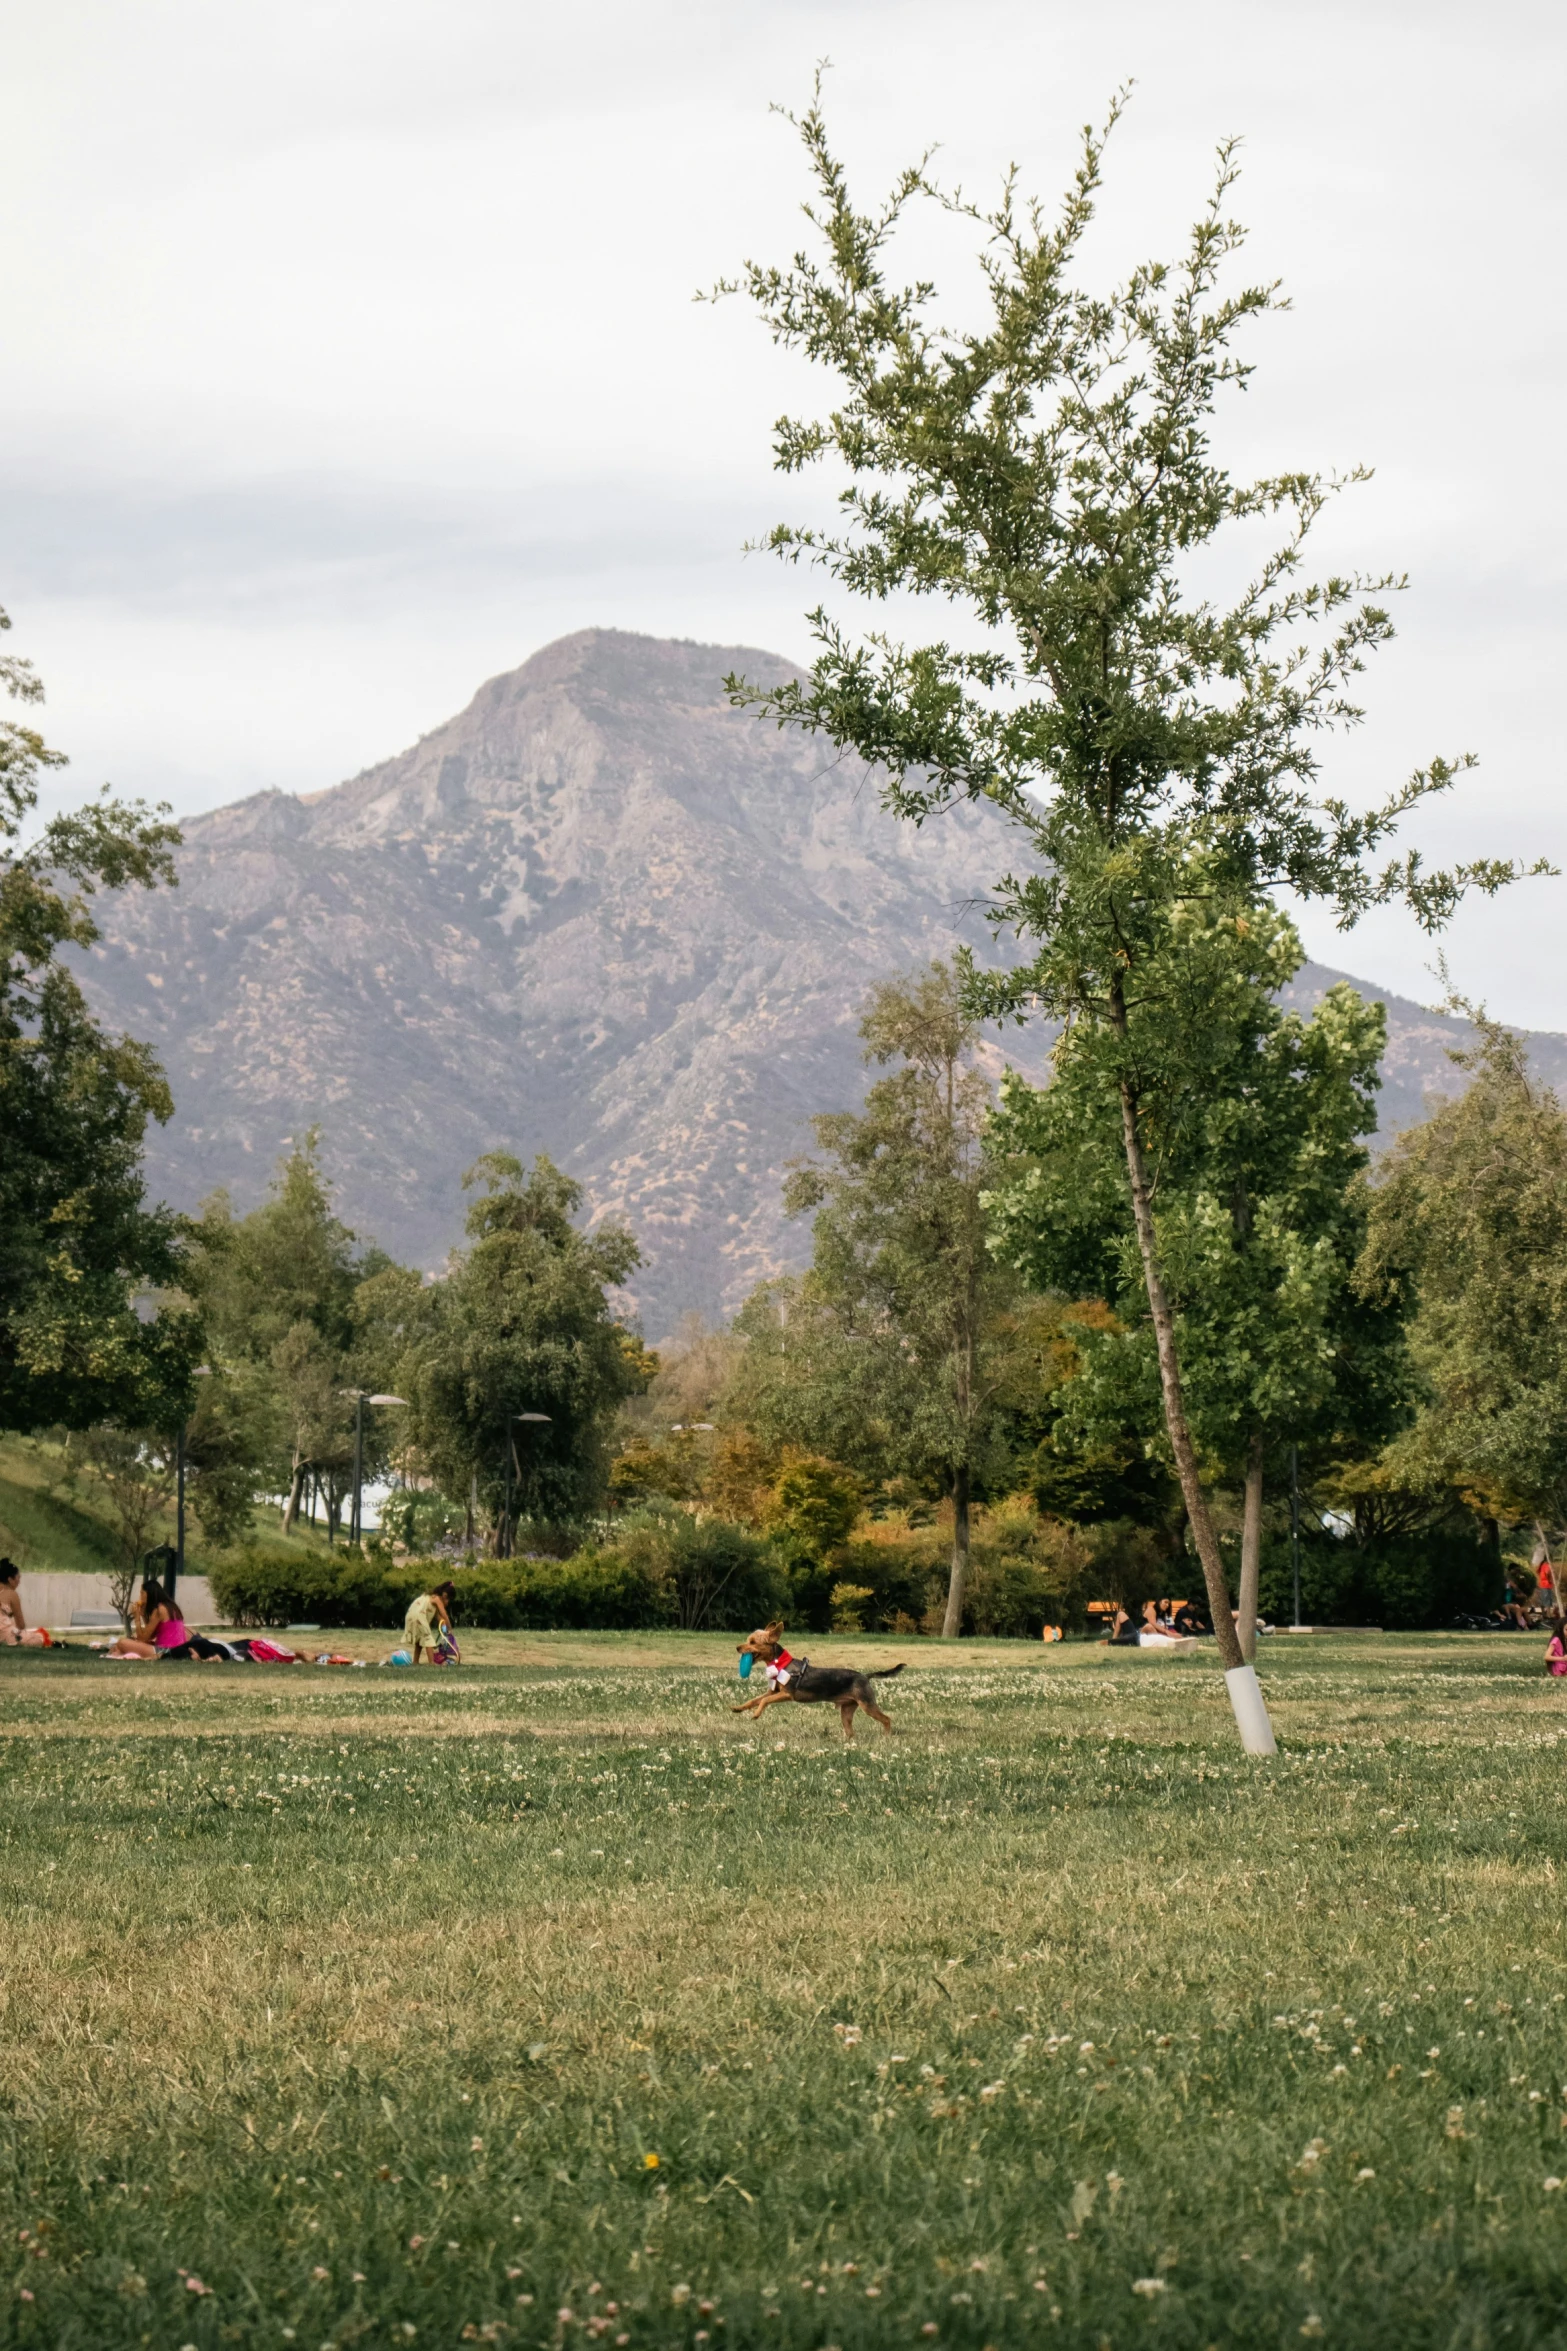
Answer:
[[0, 604, 198, 1431], [396, 1155, 645, 1547], [1362, 1013, 1567, 1541], [736, 963, 1023, 1632], [988, 887, 1409, 1656], [720, 87, 1532, 1742]]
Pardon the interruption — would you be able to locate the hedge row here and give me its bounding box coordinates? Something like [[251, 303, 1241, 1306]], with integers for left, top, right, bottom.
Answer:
[[1254, 1529, 1499, 1631], [207, 1547, 673, 1631]]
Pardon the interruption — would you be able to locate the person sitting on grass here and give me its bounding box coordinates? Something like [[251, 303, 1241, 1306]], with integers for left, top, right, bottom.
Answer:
[[404, 1581, 459, 1665], [1107, 1605, 1139, 1646], [1548, 1621, 1567, 1679], [1138, 1600, 1187, 1647], [102, 1578, 187, 1658], [0, 1559, 50, 1646], [99, 1579, 217, 1655]]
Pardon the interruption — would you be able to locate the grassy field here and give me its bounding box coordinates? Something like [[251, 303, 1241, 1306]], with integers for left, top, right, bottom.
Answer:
[[5, 1632, 1567, 2351]]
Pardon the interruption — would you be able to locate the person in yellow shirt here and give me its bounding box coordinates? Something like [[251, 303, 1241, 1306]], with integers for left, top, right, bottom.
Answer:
[[403, 1580, 459, 1664]]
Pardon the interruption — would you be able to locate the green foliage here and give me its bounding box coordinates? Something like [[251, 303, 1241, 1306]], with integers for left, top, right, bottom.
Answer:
[[1254, 1531, 1498, 1631], [395, 1154, 644, 1542], [988, 891, 1410, 1479], [722, 84, 1526, 1674], [374, 1487, 466, 1556], [207, 1544, 676, 1633], [608, 1508, 786, 1632], [766, 1455, 863, 1557], [1362, 1016, 1567, 1528], [731, 964, 1031, 1633], [0, 605, 198, 1433], [787, 1497, 1098, 1636], [187, 1138, 392, 1540]]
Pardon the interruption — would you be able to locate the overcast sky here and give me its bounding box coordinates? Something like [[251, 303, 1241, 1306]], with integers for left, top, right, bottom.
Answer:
[[4, 0, 1563, 1022]]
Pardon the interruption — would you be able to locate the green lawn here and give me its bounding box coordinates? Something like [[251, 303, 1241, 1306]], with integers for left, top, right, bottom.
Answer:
[[5, 1632, 1567, 2349]]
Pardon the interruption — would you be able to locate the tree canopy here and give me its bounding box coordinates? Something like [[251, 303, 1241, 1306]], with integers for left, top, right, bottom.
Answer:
[[719, 85, 1531, 1725], [0, 603, 199, 1434], [1362, 1017, 1567, 1537], [394, 1154, 646, 1548]]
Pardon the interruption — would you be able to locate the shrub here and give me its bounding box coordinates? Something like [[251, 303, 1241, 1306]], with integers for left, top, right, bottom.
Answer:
[[609, 1508, 787, 1630], [964, 1507, 1098, 1637], [829, 1582, 876, 1633], [802, 1522, 944, 1633], [1255, 1530, 1499, 1631], [207, 1543, 674, 1631]]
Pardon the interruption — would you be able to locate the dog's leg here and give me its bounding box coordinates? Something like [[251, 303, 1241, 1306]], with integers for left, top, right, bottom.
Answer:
[[732, 1688, 790, 1721], [861, 1697, 896, 1733], [839, 1701, 857, 1741]]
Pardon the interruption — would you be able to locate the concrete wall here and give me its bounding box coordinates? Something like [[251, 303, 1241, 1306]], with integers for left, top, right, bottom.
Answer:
[[20, 1572, 221, 1629]]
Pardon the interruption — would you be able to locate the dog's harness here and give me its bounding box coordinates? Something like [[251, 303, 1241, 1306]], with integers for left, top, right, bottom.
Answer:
[[764, 1648, 806, 1691]]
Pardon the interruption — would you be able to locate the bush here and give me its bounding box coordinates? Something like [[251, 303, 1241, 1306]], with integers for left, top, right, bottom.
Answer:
[[804, 1523, 944, 1633], [964, 1505, 1098, 1637], [792, 1497, 1102, 1638], [1255, 1529, 1500, 1631], [207, 1543, 674, 1631], [208, 1547, 423, 1629], [609, 1509, 787, 1630]]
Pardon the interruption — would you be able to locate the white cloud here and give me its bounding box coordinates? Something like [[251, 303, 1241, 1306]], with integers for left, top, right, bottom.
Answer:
[[3, 0, 1563, 1020]]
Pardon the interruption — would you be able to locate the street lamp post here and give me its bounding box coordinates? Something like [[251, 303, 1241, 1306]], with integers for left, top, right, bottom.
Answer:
[[341, 1392, 409, 1549], [1290, 1443, 1302, 1631], [173, 1365, 213, 1606], [501, 1413, 552, 1560]]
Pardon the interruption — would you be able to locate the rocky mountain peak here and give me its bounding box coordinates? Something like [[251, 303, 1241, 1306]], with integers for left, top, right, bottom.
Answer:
[[74, 628, 1567, 1335]]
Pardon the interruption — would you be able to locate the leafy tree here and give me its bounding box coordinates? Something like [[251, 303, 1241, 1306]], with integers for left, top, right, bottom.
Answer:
[[190, 1138, 398, 1540], [988, 889, 1409, 1654], [719, 88, 1530, 1733], [1361, 1014, 1567, 1542], [0, 604, 199, 1431], [396, 1154, 646, 1547], [62, 1425, 177, 1627], [737, 963, 1023, 1632]]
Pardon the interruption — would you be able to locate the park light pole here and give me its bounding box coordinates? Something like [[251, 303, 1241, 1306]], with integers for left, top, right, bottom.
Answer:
[[341, 1391, 409, 1549], [1290, 1443, 1302, 1630], [173, 1365, 213, 1606], [501, 1412, 551, 1560]]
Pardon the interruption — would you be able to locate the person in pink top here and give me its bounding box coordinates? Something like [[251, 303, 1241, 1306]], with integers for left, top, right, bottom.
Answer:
[[1547, 1624, 1567, 1678], [104, 1578, 181, 1659]]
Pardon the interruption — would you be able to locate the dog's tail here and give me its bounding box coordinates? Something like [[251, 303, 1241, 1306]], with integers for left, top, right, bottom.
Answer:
[[869, 1662, 905, 1680]]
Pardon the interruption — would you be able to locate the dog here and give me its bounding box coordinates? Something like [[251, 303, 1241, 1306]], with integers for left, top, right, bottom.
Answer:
[[731, 1622, 904, 1740]]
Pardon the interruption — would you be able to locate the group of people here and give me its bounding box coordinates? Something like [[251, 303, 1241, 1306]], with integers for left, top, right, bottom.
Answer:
[[0, 1561, 463, 1667], [1106, 1598, 1214, 1647]]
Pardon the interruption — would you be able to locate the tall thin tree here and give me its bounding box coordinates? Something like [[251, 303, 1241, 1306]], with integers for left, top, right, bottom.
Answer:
[[716, 84, 1538, 1748]]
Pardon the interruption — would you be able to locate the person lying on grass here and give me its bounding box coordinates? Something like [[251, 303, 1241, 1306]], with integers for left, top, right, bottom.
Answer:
[[403, 1581, 459, 1665], [0, 1559, 52, 1646]]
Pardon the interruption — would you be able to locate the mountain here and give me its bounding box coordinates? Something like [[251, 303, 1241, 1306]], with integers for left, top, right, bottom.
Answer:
[[73, 627, 1567, 1335]]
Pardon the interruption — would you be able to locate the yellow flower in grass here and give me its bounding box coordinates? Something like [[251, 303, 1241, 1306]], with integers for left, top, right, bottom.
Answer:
[[643, 2153, 660, 2170]]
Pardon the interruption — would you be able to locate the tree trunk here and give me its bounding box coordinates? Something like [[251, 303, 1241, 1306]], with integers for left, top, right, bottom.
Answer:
[[1115, 1074, 1275, 1753], [1238, 1430, 1264, 1662], [282, 1459, 306, 1533], [465, 1468, 477, 1553], [941, 1462, 971, 1638]]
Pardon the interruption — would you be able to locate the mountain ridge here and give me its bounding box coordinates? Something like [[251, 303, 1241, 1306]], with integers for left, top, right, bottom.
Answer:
[[72, 628, 1566, 1335]]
